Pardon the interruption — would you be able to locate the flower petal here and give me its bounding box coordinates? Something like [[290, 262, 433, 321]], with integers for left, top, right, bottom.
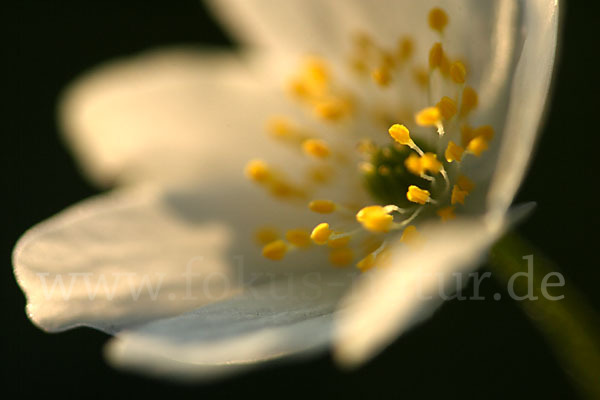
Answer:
[[333, 216, 509, 366], [13, 183, 334, 334], [105, 272, 353, 380], [59, 48, 279, 186], [486, 0, 560, 220]]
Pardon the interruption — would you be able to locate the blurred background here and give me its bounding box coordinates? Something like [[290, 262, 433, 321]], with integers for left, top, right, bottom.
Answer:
[[5, 0, 599, 398]]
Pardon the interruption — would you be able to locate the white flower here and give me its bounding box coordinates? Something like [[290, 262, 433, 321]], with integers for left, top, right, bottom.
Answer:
[[13, 0, 559, 380]]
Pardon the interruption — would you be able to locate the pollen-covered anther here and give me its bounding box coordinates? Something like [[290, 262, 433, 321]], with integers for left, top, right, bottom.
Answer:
[[372, 67, 392, 87], [450, 61, 467, 84], [457, 175, 475, 192], [328, 233, 351, 249], [329, 247, 354, 267], [445, 141, 465, 162], [451, 185, 468, 205], [311, 223, 332, 245], [437, 206, 456, 222], [428, 8, 448, 33], [429, 42, 444, 69], [245, 159, 271, 182], [400, 225, 421, 245], [314, 98, 347, 121], [285, 229, 311, 248], [460, 86, 478, 117], [356, 253, 376, 272], [467, 136, 489, 156], [405, 154, 425, 176], [302, 138, 330, 158], [388, 124, 414, 147], [437, 96, 457, 120], [415, 107, 444, 135], [421, 153, 442, 174], [262, 240, 288, 261], [308, 199, 337, 214], [406, 185, 431, 205], [255, 227, 279, 246], [356, 205, 395, 233]]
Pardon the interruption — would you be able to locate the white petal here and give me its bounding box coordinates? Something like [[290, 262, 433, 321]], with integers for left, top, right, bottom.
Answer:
[[333, 217, 504, 366], [13, 183, 334, 334], [59, 48, 279, 186], [105, 272, 354, 380], [486, 0, 560, 221]]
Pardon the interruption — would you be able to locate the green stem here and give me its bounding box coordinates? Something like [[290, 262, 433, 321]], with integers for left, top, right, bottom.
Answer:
[[489, 233, 600, 400]]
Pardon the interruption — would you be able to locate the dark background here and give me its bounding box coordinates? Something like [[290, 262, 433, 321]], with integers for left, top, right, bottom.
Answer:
[[4, 1, 599, 398]]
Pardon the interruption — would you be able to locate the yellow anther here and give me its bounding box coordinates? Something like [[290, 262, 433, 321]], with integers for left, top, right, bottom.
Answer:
[[311, 223, 332, 245], [428, 8, 448, 33], [302, 138, 330, 158], [267, 116, 293, 139], [437, 206, 456, 222], [445, 141, 465, 162], [440, 54, 451, 76], [405, 154, 425, 175], [314, 99, 346, 121], [422, 153, 442, 174], [285, 229, 311, 248], [329, 247, 354, 267], [415, 106, 441, 127], [255, 227, 279, 246], [388, 124, 413, 146], [397, 37, 414, 61], [467, 136, 489, 156], [262, 240, 288, 261], [450, 61, 467, 84], [308, 199, 336, 214], [372, 67, 392, 87], [245, 159, 270, 182], [429, 42, 443, 69], [461, 124, 476, 146], [356, 205, 394, 233], [356, 253, 376, 272], [406, 185, 431, 205], [437, 96, 457, 120], [451, 185, 468, 205], [328, 234, 351, 249], [269, 181, 297, 198], [400, 225, 421, 245], [460, 86, 478, 116], [473, 125, 495, 141], [457, 175, 475, 192], [413, 67, 429, 89]]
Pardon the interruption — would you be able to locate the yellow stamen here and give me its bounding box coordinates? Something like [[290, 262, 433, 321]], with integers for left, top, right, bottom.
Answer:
[[372, 67, 392, 86], [461, 124, 476, 147], [308, 199, 337, 214], [388, 124, 413, 146], [467, 136, 489, 156], [328, 234, 351, 249], [445, 141, 465, 162], [451, 185, 468, 205], [460, 86, 478, 117], [422, 153, 442, 174], [255, 227, 279, 246], [329, 247, 354, 267], [405, 154, 425, 175], [267, 116, 294, 139], [262, 240, 288, 261], [285, 229, 311, 248], [440, 54, 451, 76], [415, 107, 441, 127], [473, 125, 495, 141], [245, 159, 270, 182], [302, 138, 330, 158], [397, 37, 414, 61], [437, 206, 456, 222], [311, 223, 332, 245], [356, 253, 376, 272], [437, 96, 457, 120], [428, 8, 448, 33], [356, 205, 395, 233], [450, 61, 467, 84], [429, 42, 443, 69], [314, 99, 347, 121], [457, 175, 475, 192], [400, 225, 421, 244], [406, 185, 431, 205]]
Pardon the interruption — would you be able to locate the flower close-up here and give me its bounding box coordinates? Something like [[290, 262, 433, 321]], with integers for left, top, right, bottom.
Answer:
[[10, 0, 600, 398]]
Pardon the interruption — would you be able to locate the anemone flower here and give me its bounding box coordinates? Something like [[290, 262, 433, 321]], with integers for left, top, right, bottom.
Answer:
[[13, 0, 559, 380]]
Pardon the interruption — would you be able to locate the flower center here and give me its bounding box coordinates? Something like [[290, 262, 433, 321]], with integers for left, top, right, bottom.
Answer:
[[246, 7, 495, 271]]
